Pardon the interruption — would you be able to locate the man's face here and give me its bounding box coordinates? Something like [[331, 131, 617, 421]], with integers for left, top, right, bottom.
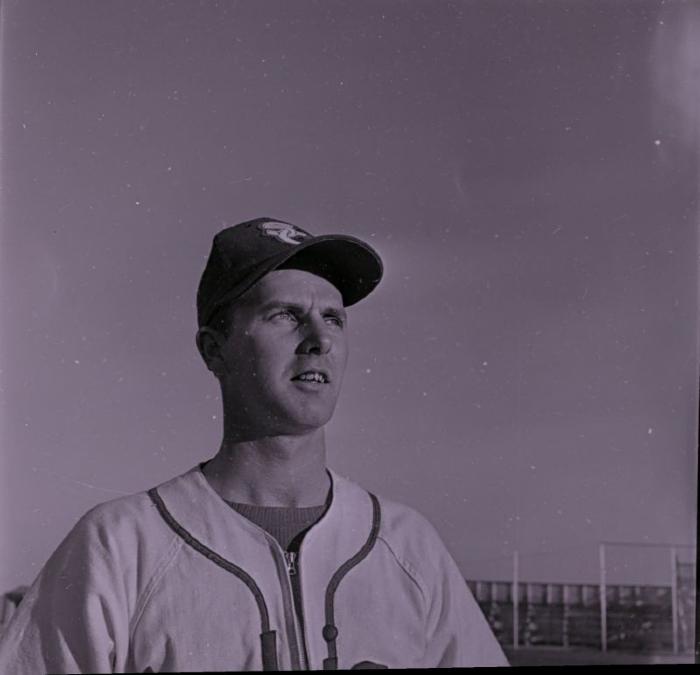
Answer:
[[211, 269, 349, 436]]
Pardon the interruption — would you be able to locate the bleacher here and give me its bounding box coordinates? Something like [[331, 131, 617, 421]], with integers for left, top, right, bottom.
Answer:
[[466, 576, 696, 654]]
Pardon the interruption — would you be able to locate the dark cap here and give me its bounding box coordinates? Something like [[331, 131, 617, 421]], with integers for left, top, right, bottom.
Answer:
[[196, 217, 383, 327]]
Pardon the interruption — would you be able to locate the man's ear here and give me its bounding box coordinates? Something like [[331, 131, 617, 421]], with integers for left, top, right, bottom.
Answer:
[[196, 327, 226, 376]]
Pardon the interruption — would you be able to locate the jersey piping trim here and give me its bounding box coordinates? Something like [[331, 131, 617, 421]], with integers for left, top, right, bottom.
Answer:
[[321, 492, 381, 670], [147, 487, 279, 671]]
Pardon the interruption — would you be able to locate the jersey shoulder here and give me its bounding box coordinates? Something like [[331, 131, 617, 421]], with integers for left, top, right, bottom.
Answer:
[[57, 466, 201, 572], [356, 484, 460, 592]]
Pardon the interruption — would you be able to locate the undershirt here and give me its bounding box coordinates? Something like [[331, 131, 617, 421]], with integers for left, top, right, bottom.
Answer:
[[226, 500, 328, 551]]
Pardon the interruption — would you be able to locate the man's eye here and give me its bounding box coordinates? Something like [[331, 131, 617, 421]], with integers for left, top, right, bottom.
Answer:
[[273, 311, 297, 321], [324, 315, 344, 327]]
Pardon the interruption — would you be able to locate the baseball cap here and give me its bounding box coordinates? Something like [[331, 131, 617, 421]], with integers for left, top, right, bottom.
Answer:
[[196, 217, 383, 327]]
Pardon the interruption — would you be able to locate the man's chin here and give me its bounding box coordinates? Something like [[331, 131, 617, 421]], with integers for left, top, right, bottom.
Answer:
[[286, 415, 333, 435], [275, 406, 336, 435], [232, 403, 336, 439]]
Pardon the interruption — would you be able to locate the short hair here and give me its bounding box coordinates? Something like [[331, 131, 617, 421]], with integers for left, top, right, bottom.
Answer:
[[202, 302, 234, 338]]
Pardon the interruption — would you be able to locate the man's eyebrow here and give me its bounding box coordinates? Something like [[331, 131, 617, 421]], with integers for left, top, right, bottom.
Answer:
[[258, 301, 346, 316], [258, 301, 305, 313], [323, 306, 347, 319]]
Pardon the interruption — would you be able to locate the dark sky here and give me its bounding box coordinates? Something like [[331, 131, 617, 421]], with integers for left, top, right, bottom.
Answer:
[[1, 0, 698, 592]]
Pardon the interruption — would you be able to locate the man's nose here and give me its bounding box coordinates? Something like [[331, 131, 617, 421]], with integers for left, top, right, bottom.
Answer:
[[298, 317, 332, 355]]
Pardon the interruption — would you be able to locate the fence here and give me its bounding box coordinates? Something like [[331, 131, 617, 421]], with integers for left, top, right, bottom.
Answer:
[[466, 542, 696, 654]]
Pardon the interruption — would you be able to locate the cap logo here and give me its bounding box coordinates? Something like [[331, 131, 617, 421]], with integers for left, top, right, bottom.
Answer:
[[258, 221, 310, 245]]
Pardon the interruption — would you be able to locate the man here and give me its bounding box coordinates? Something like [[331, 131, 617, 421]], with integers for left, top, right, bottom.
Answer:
[[0, 217, 508, 671]]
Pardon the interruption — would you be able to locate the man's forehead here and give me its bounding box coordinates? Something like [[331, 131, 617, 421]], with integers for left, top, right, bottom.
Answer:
[[241, 268, 345, 308]]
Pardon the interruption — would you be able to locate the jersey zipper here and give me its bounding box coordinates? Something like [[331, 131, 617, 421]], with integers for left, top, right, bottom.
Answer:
[[255, 532, 307, 670], [284, 550, 298, 576], [284, 549, 311, 669]]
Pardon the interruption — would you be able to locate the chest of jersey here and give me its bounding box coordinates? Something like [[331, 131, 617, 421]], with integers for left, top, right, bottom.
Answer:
[[127, 540, 427, 671]]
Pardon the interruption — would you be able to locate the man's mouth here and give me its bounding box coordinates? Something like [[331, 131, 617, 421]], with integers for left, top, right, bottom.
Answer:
[[291, 370, 329, 384]]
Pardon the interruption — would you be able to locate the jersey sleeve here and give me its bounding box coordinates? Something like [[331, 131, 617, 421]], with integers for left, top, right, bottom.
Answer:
[[0, 507, 132, 674], [423, 548, 509, 667], [413, 515, 509, 667]]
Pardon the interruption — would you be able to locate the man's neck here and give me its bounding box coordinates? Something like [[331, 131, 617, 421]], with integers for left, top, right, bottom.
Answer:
[[202, 428, 330, 507]]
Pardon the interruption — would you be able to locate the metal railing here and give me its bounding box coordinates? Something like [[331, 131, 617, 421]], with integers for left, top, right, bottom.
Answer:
[[466, 543, 696, 654]]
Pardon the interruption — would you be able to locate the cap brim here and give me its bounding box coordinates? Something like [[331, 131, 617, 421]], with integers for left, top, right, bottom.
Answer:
[[274, 235, 383, 306], [202, 235, 383, 325]]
